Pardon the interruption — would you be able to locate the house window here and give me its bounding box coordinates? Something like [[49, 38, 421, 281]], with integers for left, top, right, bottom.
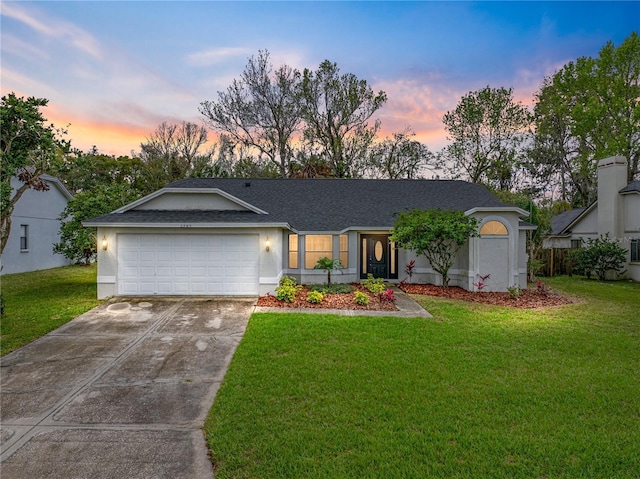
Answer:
[[305, 235, 332, 269], [571, 239, 582, 249], [20, 224, 29, 251], [631, 239, 639, 263], [480, 220, 508, 235], [289, 234, 299, 268], [339, 234, 349, 268]]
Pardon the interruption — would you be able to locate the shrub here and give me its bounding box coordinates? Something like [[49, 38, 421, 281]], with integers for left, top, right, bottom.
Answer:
[[275, 276, 302, 303], [313, 257, 343, 286], [306, 290, 324, 304], [354, 291, 370, 306], [405, 259, 416, 283], [569, 234, 627, 280], [362, 274, 385, 294], [379, 289, 396, 303], [536, 281, 549, 296], [507, 285, 521, 300]]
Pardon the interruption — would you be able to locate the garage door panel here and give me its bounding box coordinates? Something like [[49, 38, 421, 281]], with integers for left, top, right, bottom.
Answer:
[[118, 234, 259, 296]]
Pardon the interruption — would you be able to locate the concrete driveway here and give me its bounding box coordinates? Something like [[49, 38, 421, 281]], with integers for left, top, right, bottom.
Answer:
[[0, 297, 255, 479]]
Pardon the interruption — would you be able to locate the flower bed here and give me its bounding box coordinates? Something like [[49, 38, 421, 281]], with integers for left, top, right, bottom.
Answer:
[[256, 284, 399, 311]]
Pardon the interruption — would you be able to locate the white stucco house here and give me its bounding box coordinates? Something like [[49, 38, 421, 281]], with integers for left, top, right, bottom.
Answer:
[[84, 178, 533, 299], [545, 156, 640, 281], [0, 175, 74, 275]]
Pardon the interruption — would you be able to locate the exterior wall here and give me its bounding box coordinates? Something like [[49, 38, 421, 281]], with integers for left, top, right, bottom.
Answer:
[[96, 226, 282, 299], [570, 208, 598, 239], [136, 192, 247, 211], [622, 194, 640, 281], [0, 178, 72, 275], [467, 212, 524, 292]]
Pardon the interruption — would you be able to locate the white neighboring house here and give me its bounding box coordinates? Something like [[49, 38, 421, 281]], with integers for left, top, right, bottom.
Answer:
[[545, 156, 640, 281], [0, 175, 74, 275]]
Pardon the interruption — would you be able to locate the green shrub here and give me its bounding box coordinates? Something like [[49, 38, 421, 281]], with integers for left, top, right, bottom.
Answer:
[[569, 234, 627, 280], [362, 274, 385, 294], [276, 276, 302, 303], [307, 290, 324, 304], [354, 291, 370, 306], [309, 283, 355, 294], [507, 285, 521, 300]]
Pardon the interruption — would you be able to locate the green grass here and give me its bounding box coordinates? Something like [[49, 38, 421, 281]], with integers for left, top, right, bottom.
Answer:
[[205, 277, 640, 478], [0, 264, 101, 356]]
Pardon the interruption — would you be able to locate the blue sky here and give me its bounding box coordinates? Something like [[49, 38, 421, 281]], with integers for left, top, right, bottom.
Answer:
[[1, 1, 638, 156]]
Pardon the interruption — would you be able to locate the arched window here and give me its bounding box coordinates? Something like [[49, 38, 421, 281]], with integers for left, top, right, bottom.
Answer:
[[480, 220, 508, 235]]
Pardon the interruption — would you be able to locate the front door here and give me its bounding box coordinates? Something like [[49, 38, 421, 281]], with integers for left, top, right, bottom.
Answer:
[[361, 235, 397, 279]]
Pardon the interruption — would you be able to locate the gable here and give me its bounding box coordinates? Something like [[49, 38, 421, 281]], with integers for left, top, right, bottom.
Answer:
[[134, 192, 251, 211], [115, 188, 267, 214]]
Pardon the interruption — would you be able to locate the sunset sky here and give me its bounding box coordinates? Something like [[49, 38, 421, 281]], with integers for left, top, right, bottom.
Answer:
[[1, 1, 638, 157]]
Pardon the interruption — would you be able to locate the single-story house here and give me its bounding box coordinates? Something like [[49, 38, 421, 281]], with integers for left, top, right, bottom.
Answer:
[[84, 178, 533, 299], [0, 175, 74, 275], [544, 156, 640, 281]]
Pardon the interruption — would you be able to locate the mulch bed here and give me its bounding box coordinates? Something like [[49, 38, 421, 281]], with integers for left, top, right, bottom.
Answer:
[[257, 282, 574, 311], [256, 284, 398, 311], [399, 283, 574, 309]]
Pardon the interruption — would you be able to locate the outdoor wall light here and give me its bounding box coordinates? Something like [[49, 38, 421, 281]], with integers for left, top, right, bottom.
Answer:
[[102, 236, 108, 251], [265, 237, 270, 252]]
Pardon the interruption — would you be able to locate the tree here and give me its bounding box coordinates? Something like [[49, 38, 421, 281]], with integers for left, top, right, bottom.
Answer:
[[56, 147, 146, 194], [366, 129, 433, 179], [200, 50, 303, 178], [138, 121, 213, 191], [313, 257, 343, 286], [54, 183, 140, 264], [1, 93, 69, 255], [299, 60, 387, 178], [441, 86, 532, 191], [531, 32, 640, 206], [391, 209, 479, 287]]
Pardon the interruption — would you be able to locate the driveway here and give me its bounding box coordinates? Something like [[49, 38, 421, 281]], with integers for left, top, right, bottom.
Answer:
[[0, 297, 255, 479]]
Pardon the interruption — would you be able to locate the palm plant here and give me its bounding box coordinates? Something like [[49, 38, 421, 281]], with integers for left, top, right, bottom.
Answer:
[[314, 257, 343, 286]]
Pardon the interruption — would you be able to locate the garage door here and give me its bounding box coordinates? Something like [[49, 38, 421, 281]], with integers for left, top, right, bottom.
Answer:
[[117, 234, 259, 295]]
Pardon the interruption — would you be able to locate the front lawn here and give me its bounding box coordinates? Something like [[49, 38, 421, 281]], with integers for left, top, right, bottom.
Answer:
[[0, 264, 100, 356], [205, 277, 640, 478]]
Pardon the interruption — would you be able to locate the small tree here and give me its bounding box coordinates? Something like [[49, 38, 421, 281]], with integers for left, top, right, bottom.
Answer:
[[314, 257, 343, 286], [391, 209, 479, 287]]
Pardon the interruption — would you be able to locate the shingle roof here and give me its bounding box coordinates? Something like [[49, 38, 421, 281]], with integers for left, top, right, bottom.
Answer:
[[620, 181, 640, 194], [86, 178, 512, 231], [550, 207, 587, 235]]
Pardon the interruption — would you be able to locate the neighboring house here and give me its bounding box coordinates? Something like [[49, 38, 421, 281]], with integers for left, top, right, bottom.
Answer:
[[544, 156, 640, 281], [0, 175, 74, 275], [84, 178, 533, 299]]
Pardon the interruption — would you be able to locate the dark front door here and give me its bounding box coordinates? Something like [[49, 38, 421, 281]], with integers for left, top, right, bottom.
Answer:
[[362, 235, 394, 279]]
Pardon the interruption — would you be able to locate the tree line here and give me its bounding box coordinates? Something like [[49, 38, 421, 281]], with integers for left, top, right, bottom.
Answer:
[[1, 32, 638, 264]]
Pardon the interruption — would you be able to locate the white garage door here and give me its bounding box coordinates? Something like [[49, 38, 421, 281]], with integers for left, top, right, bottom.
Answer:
[[117, 234, 259, 296]]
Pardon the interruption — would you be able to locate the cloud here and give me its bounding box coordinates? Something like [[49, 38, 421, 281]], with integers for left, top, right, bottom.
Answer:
[[186, 47, 254, 67], [1, 2, 103, 59]]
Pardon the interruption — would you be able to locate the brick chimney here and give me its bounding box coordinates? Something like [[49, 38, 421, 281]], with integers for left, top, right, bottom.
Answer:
[[597, 156, 628, 239]]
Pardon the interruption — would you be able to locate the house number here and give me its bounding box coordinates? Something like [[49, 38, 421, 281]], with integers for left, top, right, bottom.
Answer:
[[180, 224, 192, 228]]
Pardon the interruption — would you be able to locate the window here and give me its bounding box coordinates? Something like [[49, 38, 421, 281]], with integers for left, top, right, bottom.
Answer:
[[631, 239, 639, 263], [480, 220, 508, 235], [305, 235, 332, 269], [571, 239, 582, 249], [289, 234, 299, 268], [339, 234, 349, 268], [20, 224, 29, 251]]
